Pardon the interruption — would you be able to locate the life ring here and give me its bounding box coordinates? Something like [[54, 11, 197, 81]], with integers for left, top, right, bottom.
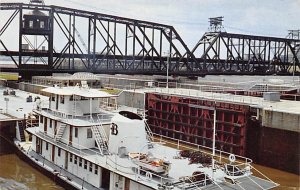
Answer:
[[229, 154, 236, 163], [145, 172, 152, 180]]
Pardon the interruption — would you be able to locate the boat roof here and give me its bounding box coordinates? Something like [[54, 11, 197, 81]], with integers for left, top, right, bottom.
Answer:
[[42, 86, 118, 98]]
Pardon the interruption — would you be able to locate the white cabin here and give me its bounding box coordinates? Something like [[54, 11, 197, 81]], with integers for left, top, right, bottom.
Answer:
[[27, 83, 156, 189]]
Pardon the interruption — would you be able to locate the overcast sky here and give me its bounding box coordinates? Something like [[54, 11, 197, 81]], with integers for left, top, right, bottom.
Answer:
[[0, 0, 299, 49]]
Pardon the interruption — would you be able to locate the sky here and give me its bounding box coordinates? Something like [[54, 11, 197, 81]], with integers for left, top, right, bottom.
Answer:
[[0, 0, 299, 50]]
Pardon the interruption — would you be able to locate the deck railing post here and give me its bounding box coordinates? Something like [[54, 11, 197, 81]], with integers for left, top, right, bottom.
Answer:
[[81, 177, 85, 189]]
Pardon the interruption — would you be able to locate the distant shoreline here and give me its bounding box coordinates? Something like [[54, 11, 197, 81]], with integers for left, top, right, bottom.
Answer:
[[0, 63, 17, 69]]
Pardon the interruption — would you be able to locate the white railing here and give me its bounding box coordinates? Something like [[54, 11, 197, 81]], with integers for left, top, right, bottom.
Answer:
[[224, 164, 250, 178], [133, 166, 171, 187], [176, 173, 212, 189], [40, 108, 68, 119], [99, 99, 118, 111], [25, 119, 39, 128], [39, 108, 113, 124], [103, 83, 144, 90], [151, 133, 279, 189], [153, 133, 252, 167], [144, 120, 154, 142], [96, 113, 113, 123]]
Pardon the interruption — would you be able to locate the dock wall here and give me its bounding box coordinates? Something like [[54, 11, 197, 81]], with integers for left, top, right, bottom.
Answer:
[[262, 110, 300, 133], [246, 119, 299, 175], [18, 82, 47, 95], [117, 91, 144, 110]]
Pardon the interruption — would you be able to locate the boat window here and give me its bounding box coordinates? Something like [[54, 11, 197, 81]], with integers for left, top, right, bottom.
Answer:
[[89, 163, 93, 172], [84, 160, 87, 169], [40, 21, 44, 29], [46, 142, 48, 150], [79, 158, 82, 167], [70, 95, 81, 101], [58, 148, 61, 157], [75, 128, 78, 138], [87, 128, 92, 138], [74, 156, 77, 164], [94, 166, 98, 175], [60, 95, 64, 104], [70, 154, 73, 162], [29, 20, 33, 28], [40, 116, 43, 123], [51, 96, 55, 101], [49, 119, 52, 128], [80, 96, 89, 100]]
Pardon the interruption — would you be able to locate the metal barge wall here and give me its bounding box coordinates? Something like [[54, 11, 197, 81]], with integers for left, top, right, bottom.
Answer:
[[145, 92, 250, 156], [145, 92, 300, 175]]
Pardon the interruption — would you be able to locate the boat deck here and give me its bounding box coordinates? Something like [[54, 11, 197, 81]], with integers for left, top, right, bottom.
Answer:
[[27, 127, 279, 190], [204, 176, 277, 190]]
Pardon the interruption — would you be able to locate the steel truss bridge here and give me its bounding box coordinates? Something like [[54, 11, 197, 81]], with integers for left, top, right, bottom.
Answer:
[[0, 2, 299, 77]]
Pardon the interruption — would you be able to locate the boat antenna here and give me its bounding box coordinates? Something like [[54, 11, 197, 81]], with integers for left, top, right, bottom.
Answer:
[[208, 16, 225, 32]]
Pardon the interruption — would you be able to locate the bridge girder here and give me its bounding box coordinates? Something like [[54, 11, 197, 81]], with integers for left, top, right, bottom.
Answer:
[[0, 2, 299, 76]]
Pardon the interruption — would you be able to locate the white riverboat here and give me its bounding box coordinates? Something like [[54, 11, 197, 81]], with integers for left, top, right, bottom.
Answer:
[[15, 82, 279, 190]]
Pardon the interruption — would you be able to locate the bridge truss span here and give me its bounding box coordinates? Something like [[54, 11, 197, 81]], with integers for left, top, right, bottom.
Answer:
[[191, 32, 300, 74], [0, 2, 299, 76]]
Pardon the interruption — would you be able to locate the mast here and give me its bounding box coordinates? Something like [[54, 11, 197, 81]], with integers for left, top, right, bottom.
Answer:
[[212, 103, 217, 179]]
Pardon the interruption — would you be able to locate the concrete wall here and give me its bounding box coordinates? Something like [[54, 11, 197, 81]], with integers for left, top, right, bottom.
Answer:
[[18, 82, 47, 95], [98, 75, 153, 89], [117, 91, 144, 110], [262, 110, 300, 132]]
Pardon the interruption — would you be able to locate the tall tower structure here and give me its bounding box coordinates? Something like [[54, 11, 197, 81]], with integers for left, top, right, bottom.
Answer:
[[208, 16, 224, 32], [19, 0, 53, 69]]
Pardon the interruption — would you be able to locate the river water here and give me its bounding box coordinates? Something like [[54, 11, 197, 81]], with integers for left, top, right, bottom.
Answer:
[[0, 136, 63, 190], [0, 135, 299, 190]]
